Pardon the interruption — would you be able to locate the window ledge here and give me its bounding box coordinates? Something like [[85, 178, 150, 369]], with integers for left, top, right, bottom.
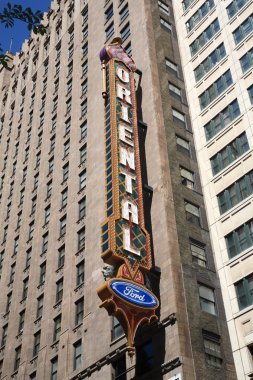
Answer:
[[233, 303, 253, 319], [3, 311, 10, 319], [42, 222, 49, 229], [20, 297, 27, 305], [37, 282, 45, 290], [77, 216, 86, 224], [234, 30, 253, 53], [30, 355, 38, 364], [34, 316, 42, 325], [58, 234, 65, 242], [74, 282, 84, 292], [53, 299, 62, 309], [75, 246, 85, 257], [56, 264, 64, 274], [73, 322, 83, 333]]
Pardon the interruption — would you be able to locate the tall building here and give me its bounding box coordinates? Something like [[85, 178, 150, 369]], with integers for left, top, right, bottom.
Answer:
[[0, 1, 236, 380], [173, 0, 253, 378]]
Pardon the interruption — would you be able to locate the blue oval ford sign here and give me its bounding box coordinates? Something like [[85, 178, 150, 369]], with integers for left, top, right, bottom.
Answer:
[[110, 280, 158, 308]]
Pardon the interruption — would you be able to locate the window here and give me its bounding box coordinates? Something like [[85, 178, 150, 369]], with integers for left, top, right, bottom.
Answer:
[[63, 139, 70, 157], [30, 372, 36, 379], [66, 98, 72, 115], [75, 297, 84, 325], [190, 241, 207, 267], [14, 345, 22, 370], [1, 324, 8, 347], [120, 4, 129, 21], [82, 60, 88, 76], [82, 42, 88, 56], [33, 331, 41, 357], [68, 45, 74, 59], [9, 262, 16, 283], [210, 133, 249, 175], [68, 61, 73, 77], [176, 135, 190, 156], [81, 99, 87, 117], [63, 163, 69, 182], [56, 278, 63, 303], [183, 0, 195, 11], [80, 144, 87, 164], [160, 18, 172, 32], [35, 152, 41, 168], [201, 332, 223, 370], [37, 294, 44, 319], [65, 118, 71, 135], [52, 97, 58, 113], [16, 211, 22, 230], [125, 42, 132, 56], [20, 188, 25, 205], [226, 219, 253, 258], [166, 59, 178, 76], [13, 236, 19, 255], [76, 260, 85, 286], [186, 0, 215, 33], [78, 227, 86, 250], [190, 19, 220, 56], [112, 355, 126, 380], [3, 226, 8, 244], [51, 357, 58, 380], [33, 173, 39, 191], [22, 277, 29, 299], [18, 310, 25, 333], [78, 197, 86, 220], [59, 215, 67, 237], [111, 316, 124, 341], [79, 170, 87, 190], [106, 23, 114, 40], [136, 340, 155, 375], [217, 170, 253, 214], [48, 157, 54, 174], [52, 116, 57, 131], [53, 315, 61, 342], [0, 250, 4, 269], [233, 14, 253, 45], [80, 121, 87, 140], [28, 221, 35, 240], [81, 80, 88, 96], [39, 262, 46, 285], [204, 99, 240, 141], [198, 284, 216, 315], [82, 25, 88, 40], [185, 201, 201, 226], [42, 233, 48, 254], [73, 340, 82, 370], [248, 85, 253, 104], [240, 47, 253, 73], [169, 82, 181, 100], [172, 108, 186, 127], [199, 70, 233, 109], [46, 180, 53, 199], [120, 23, 130, 41], [180, 167, 194, 189], [105, 4, 113, 21], [44, 205, 50, 225], [158, 1, 169, 15], [227, 0, 250, 18], [194, 43, 226, 82], [61, 188, 68, 208], [235, 273, 253, 310], [25, 248, 32, 268], [58, 245, 65, 268], [6, 292, 12, 313], [50, 135, 56, 152]]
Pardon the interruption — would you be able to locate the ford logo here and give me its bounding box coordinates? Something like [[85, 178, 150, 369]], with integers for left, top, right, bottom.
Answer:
[[110, 280, 158, 308]]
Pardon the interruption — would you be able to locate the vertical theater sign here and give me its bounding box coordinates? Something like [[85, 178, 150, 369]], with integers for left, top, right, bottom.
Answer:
[[97, 38, 159, 356]]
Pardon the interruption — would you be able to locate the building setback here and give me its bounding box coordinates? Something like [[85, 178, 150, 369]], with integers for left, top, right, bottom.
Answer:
[[0, 0, 236, 379], [172, 0, 253, 378]]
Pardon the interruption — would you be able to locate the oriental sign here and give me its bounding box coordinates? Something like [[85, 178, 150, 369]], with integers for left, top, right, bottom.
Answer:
[[97, 38, 159, 356]]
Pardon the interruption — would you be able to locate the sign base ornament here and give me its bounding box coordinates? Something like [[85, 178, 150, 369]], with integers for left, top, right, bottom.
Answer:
[[98, 38, 159, 356]]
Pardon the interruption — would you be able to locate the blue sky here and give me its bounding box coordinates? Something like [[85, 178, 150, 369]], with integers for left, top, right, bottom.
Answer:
[[0, 0, 51, 54]]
